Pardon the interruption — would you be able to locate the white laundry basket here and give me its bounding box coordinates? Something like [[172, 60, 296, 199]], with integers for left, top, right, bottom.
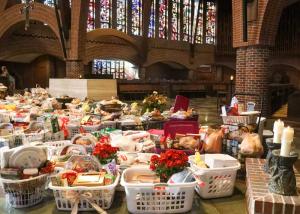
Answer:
[[121, 167, 197, 214], [49, 173, 120, 211], [189, 154, 240, 199]]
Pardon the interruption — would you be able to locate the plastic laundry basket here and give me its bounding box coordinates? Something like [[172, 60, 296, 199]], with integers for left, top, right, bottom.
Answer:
[[189, 154, 240, 199], [49, 173, 120, 211], [121, 167, 197, 214]]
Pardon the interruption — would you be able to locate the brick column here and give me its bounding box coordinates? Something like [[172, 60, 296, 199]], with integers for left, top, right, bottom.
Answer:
[[235, 47, 246, 93], [66, 60, 84, 78], [235, 46, 270, 116]]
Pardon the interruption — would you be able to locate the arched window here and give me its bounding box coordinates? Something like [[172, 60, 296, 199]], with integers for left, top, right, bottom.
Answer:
[[100, 0, 112, 28], [93, 59, 139, 80], [132, 0, 143, 36], [85, 0, 216, 44], [117, 0, 127, 33], [87, 0, 96, 32]]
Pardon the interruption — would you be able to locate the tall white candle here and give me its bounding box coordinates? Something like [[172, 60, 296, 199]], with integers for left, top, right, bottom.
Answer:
[[273, 119, 284, 143], [280, 126, 294, 157], [281, 126, 294, 143]]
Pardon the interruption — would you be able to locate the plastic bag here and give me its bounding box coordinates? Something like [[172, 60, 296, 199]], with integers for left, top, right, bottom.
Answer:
[[240, 133, 263, 157], [204, 129, 223, 153]]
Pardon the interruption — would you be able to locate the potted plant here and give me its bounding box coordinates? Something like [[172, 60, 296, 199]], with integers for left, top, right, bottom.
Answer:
[[150, 149, 188, 182], [93, 143, 118, 165], [142, 91, 168, 113]]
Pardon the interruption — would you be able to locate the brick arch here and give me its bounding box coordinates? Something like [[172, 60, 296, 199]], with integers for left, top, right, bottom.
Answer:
[[258, 0, 286, 46], [145, 59, 191, 70], [84, 43, 140, 65], [0, 3, 61, 48], [144, 49, 192, 70], [86, 28, 141, 52], [0, 37, 64, 61]]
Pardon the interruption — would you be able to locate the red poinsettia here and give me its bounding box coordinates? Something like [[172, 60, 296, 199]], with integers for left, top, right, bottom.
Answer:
[[93, 143, 118, 164], [150, 150, 188, 181]]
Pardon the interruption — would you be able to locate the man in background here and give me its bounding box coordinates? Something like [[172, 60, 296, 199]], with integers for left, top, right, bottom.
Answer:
[[1, 66, 15, 94]]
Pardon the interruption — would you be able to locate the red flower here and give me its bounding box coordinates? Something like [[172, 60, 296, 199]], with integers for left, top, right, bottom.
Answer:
[[149, 149, 188, 181], [93, 143, 118, 164]]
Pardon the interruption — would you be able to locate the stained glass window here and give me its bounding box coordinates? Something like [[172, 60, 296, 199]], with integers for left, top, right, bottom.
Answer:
[[171, 0, 180, 40], [43, 0, 55, 7], [93, 59, 139, 80], [194, 0, 204, 43], [21, 0, 55, 7], [182, 0, 192, 42], [158, 0, 168, 39], [87, 0, 96, 32], [132, 0, 143, 36], [100, 0, 112, 28], [148, 0, 156, 38], [205, 1, 216, 44], [117, 0, 127, 33]]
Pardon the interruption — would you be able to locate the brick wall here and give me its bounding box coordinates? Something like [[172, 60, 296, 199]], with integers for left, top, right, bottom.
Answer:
[[66, 60, 84, 78], [232, 0, 286, 48]]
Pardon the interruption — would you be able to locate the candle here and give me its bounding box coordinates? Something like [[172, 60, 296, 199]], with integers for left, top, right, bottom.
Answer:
[[273, 119, 284, 143], [281, 126, 294, 143], [280, 126, 294, 157]]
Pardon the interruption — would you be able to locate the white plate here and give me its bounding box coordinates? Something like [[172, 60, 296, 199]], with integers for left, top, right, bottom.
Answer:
[[9, 146, 47, 168]]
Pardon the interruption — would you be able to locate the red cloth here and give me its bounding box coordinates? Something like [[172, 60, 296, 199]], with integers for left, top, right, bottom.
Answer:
[[148, 129, 164, 135], [163, 120, 199, 139], [173, 95, 189, 112]]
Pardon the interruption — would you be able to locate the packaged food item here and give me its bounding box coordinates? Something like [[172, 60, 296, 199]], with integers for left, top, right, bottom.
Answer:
[[61, 171, 78, 185], [0, 168, 20, 179], [168, 169, 195, 184], [22, 168, 38, 179], [194, 151, 207, 168], [130, 174, 160, 183], [72, 172, 105, 186], [50, 175, 63, 186], [104, 173, 115, 185]]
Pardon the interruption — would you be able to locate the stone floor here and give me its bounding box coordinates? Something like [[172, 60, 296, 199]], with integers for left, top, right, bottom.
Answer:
[[0, 97, 263, 214]]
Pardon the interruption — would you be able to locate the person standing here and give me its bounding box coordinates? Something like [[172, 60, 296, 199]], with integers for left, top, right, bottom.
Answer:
[[1, 66, 15, 94]]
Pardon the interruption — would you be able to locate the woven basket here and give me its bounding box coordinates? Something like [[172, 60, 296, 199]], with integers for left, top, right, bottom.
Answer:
[[221, 115, 257, 125], [101, 104, 122, 113], [1, 174, 48, 208]]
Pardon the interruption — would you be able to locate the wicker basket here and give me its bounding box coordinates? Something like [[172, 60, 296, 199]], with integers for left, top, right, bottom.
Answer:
[[44, 131, 65, 142], [221, 115, 257, 125], [81, 124, 101, 133], [101, 104, 122, 113], [101, 121, 117, 129], [1, 174, 48, 208]]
